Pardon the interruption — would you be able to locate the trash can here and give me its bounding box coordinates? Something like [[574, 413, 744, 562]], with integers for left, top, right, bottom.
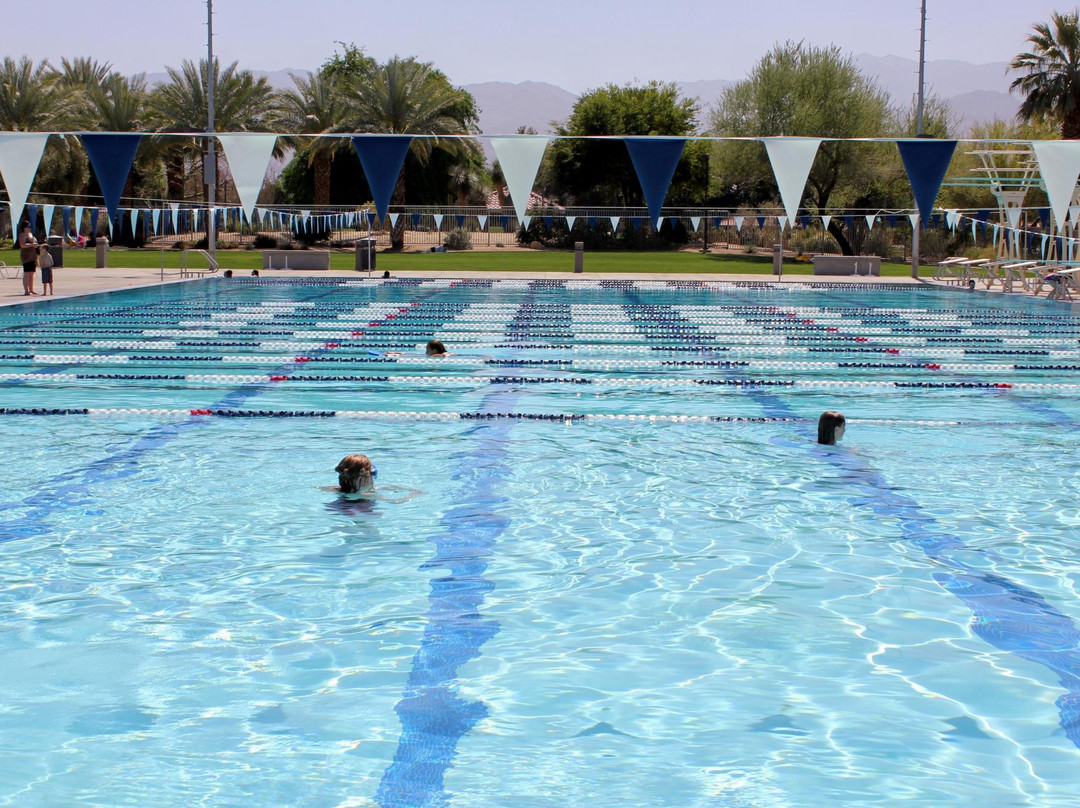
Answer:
[[47, 235, 63, 268], [772, 243, 783, 277], [96, 237, 109, 269], [356, 238, 377, 271], [574, 242, 584, 273]]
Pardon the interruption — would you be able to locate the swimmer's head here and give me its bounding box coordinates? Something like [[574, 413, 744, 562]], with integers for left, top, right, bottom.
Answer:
[[817, 411, 846, 445], [336, 453, 376, 493], [426, 339, 448, 356]]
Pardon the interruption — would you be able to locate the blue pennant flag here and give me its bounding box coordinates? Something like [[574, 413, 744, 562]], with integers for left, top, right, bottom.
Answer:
[[62, 206, 71, 235], [89, 208, 99, 236], [80, 134, 142, 224], [799, 216, 811, 228], [411, 213, 421, 229], [26, 204, 38, 232], [544, 216, 554, 230], [886, 215, 897, 227], [896, 139, 957, 230], [456, 215, 465, 228], [587, 216, 597, 228], [501, 216, 510, 230], [843, 216, 854, 230], [351, 135, 412, 225], [624, 137, 686, 228], [1037, 209, 1050, 228], [713, 217, 723, 228]]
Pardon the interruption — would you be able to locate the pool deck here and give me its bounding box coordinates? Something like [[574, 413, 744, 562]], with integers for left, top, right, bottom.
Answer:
[[0, 265, 1072, 307]]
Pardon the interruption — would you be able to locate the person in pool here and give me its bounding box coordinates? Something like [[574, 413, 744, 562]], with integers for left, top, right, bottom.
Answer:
[[817, 411, 846, 445], [326, 453, 419, 503], [426, 339, 449, 356]]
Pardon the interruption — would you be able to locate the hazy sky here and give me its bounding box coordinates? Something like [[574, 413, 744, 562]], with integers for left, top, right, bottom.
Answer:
[[19, 0, 1068, 92]]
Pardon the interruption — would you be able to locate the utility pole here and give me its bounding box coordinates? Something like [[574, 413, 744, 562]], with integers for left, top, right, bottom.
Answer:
[[911, 0, 927, 279], [206, 0, 217, 259]]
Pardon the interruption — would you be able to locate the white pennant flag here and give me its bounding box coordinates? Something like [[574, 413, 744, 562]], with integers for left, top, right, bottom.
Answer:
[[690, 216, 701, 232], [0, 132, 50, 238], [152, 209, 161, 235], [43, 204, 55, 235], [389, 213, 400, 228], [1042, 234, 1049, 259], [763, 137, 821, 224], [490, 136, 549, 222], [216, 134, 277, 224], [865, 215, 876, 230], [778, 216, 788, 231], [171, 208, 179, 234], [74, 206, 84, 235], [477, 215, 488, 230], [734, 216, 744, 231], [129, 208, 138, 238], [821, 215, 831, 231], [609, 216, 621, 232], [909, 213, 920, 229], [521, 215, 532, 229], [433, 213, 444, 230], [972, 219, 978, 240], [565, 216, 576, 231], [1032, 140, 1080, 231]]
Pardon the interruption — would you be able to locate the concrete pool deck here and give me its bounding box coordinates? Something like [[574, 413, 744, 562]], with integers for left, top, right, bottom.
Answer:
[[1, 265, 1074, 307]]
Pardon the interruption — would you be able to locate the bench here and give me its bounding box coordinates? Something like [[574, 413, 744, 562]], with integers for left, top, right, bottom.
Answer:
[[262, 250, 331, 270], [811, 255, 881, 276]]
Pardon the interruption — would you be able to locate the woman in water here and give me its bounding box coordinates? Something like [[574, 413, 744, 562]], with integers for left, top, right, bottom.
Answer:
[[817, 411, 846, 445], [327, 453, 419, 503]]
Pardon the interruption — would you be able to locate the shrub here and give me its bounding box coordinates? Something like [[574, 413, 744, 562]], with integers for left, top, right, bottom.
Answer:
[[253, 234, 278, 249], [443, 227, 473, 250]]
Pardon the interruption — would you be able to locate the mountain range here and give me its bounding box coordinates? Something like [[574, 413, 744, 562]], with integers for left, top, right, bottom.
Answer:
[[146, 53, 1021, 143]]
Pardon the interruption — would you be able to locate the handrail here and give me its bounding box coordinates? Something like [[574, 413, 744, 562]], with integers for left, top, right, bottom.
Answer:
[[179, 249, 219, 278]]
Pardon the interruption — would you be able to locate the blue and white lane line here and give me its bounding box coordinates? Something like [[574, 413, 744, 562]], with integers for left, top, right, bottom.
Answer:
[[374, 295, 536, 808], [626, 292, 1080, 748]]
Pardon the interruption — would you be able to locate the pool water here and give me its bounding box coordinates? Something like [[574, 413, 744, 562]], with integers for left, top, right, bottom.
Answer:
[[2, 278, 1080, 807]]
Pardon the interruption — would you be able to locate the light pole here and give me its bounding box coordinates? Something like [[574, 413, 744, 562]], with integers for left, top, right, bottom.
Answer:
[[911, 0, 927, 279], [205, 0, 217, 259]]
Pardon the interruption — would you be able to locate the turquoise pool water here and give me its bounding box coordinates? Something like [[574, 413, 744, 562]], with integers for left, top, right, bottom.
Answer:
[[2, 278, 1080, 807]]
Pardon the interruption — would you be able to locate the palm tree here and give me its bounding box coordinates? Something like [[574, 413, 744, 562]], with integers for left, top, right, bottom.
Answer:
[[0, 56, 73, 131], [149, 58, 277, 201], [56, 57, 114, 90], [1010, 10, 1080, 138], [343, 56, 480, 247], [276, 71, 349, 205]]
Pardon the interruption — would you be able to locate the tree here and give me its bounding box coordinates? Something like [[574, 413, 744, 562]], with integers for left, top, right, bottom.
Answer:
[[709, 42, 895, 254], [0, 56, 73, 131], [149, 58, 276, 202], [342, 56, 481, 248], [549, 81, 703, 207], [276, 71, 350, 205], [1010, 10, 1080, 138]]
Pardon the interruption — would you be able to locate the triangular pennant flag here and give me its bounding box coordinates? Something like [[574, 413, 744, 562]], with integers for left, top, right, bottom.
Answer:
[[909, 213, 920, 229], [609, 216, 621, 232], [565, 216, 576, 231], [762, 137, 821, 224], [690, 216, 701, 232], [389, 212, 400, 228], [89, 208, 99, 236], [0, 132, 50, 238], [26, 204, 38, 232], [521, 215, 532, 229], [490, 135, 550, 223], [1031, 141, 1080, 231], [821, 215, 831, 231], [43, 204, 55, 235], [734, 216, 744, 232], [1005, 206, 1023, 231], [352, 135, 412, 224], [971, 219, 978, 240], [62, 206, 71, 235], [456, 215, 465, 228], [433, 213, 444, 230], [778, 216, 788, 231], [624, 137, 686, 228], [171, 208, 179, 235], [477, 215, 488, 230], [152, 208, 161, 235], [411, 213, 421, 228], [129, 208, 139, 238], [756, 216, 766, 229], [896, 139, 957, 230], [865, 215, 876, 230], [80, 134, 142, 225], [544, 216, 554, 230]]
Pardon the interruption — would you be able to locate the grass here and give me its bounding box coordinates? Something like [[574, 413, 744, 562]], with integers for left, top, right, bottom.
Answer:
[[0, 247, 919, 276]]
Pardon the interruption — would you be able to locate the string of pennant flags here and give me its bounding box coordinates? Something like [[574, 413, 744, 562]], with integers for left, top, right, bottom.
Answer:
[[3, 133, 1080, 251]]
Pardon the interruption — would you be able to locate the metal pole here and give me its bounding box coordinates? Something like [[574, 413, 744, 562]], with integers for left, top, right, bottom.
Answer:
[[206, 0, 217, 260], [911, 0, 927, 279]]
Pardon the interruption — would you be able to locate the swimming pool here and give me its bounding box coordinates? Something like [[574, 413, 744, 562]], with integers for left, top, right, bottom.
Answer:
[[2, 278, 1079, 807]]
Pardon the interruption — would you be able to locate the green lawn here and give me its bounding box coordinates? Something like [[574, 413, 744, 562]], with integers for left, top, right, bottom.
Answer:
[[0, 247, 919, 276]]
